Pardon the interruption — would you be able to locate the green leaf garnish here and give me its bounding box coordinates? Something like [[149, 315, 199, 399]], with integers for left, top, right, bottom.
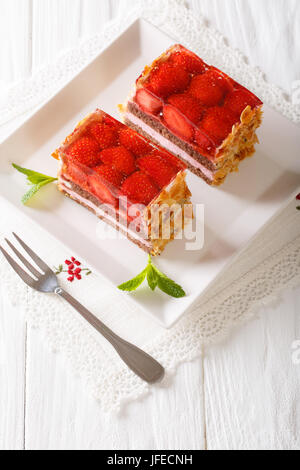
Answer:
[[147, 265, 158, 291], [13, 164, 57, 204], [118, 255, 186, 298], [297, 206, 300, 211], [118, 268, 148, 292]]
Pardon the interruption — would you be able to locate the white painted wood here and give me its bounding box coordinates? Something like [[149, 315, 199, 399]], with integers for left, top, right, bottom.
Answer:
[[25, 327, 205, 450], [0, 282, 26, 450], [204, 287, 300, 450], [0, 0, 33, 84], [189, 0, 300, 93], [31, 0, 82, 73], [0, 0, 299, 450]]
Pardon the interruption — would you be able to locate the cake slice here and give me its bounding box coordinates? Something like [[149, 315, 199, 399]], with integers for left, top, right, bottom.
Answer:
[[121, 44, 263, 186], [52, 109, 192, 256]]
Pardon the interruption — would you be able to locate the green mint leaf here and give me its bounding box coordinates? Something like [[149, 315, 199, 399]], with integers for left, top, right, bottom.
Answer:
[[21, 179, 55, 205], [147, 265, 158, 291], [118, 255, 186, 298], [13, 164, 57, 185], [152, 264, 186, 298], [118, 268, 148, 292], [156, 274, 186, 298], [297, 206, 300, 211]]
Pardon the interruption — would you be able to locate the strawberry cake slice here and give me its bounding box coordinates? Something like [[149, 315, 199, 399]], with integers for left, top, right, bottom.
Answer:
[[121, 44, 263, 186], [52, 109, 192, 256]]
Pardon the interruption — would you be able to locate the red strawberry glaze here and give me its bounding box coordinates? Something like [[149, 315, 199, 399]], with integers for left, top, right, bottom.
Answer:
[[100, 146, 136, 175], [145, 62, 191, 99], [60, 110, 184, 211], [119, 128, 153, 156], [121, 171, 159, 206], [137, 153, 178, 188], [88, 122, 118, 149], [133, 45, 263, 158]]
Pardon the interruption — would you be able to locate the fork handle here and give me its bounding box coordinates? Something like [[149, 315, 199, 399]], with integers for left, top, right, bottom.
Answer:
[[56, 288, 165, 384]]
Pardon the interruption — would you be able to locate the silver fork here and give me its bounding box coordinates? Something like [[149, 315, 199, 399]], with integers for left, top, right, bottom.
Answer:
[[0, 233, 165, 384]]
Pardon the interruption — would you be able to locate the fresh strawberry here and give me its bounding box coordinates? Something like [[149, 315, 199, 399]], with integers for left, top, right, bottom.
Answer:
[[137, 153, 177, 188], [194, 130, 216, 155], [163, 104, 194, 142], [119, 128, 152, 156], [167, 93, 204, 123], [200, 107, 238, 145], [99, 146, 136, 175], [94, 164, 124, 187], [146, 62, 191, 98], [121, 171, 159, 205], [89, 165, 124, 206], [170, 50, 206, 74], [135, 88, 163, 115], [153, 149, 186, 171], [88, 122, 118, 149], [224, 88, 261, 118], [67, 136, 101, 167], [66, 162, 90, 189], [189, 70, 230, 107], [102, 114, 123, 130]]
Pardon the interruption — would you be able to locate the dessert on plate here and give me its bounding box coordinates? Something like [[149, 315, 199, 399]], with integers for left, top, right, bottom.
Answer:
[[52, 109, 192, 256], [121, 44, 263, 186]]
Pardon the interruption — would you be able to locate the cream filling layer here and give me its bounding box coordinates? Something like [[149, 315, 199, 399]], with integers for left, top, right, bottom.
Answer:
[[59, 178, 152, 247], [125, 111, 215, 181]]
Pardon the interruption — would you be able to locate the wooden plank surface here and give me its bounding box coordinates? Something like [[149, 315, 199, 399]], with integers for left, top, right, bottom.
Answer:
[[0, 283, 27, 450], [0, 0, 299, 450], [205, 287, 300, 450]]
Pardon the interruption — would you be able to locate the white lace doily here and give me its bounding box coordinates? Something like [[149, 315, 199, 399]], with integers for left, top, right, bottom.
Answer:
[[0, 0, 299, 412]]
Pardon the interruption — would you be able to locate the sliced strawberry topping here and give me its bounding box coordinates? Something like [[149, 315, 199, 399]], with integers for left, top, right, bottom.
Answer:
[[189, 70, 230, 107], [102, 115, 123, 130], [146, 62, 191, 98], [89, 165, 124, 206], [170, 50, 206, 75], [88, 122, 118, 149], [194, 130, 216, 156], [167, 93, 204, 124], [200, 107, 238, 146], [93, 164, 124, 188], [135, 88, 163, 115], [67, 136, 101, 167], [153, 149, 186, 171], [99, 146, 136, 176], [224, 88, 261, 118], [163, 104, 194, 142], [121, 171, 159, 205], [137, 153, 178, 188], [66, 162, 90, 189], [119, 128, 153, 156]]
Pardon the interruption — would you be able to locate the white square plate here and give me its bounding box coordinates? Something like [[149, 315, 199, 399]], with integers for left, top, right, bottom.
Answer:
[[0, 19, 299, 328]]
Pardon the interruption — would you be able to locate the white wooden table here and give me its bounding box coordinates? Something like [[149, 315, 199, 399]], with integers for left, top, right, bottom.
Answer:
[[0, 0, 299, 450]]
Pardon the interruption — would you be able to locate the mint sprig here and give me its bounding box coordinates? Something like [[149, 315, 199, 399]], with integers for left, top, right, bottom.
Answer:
[[13, 164, 57, 204], [118, 256, 186, 298]]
